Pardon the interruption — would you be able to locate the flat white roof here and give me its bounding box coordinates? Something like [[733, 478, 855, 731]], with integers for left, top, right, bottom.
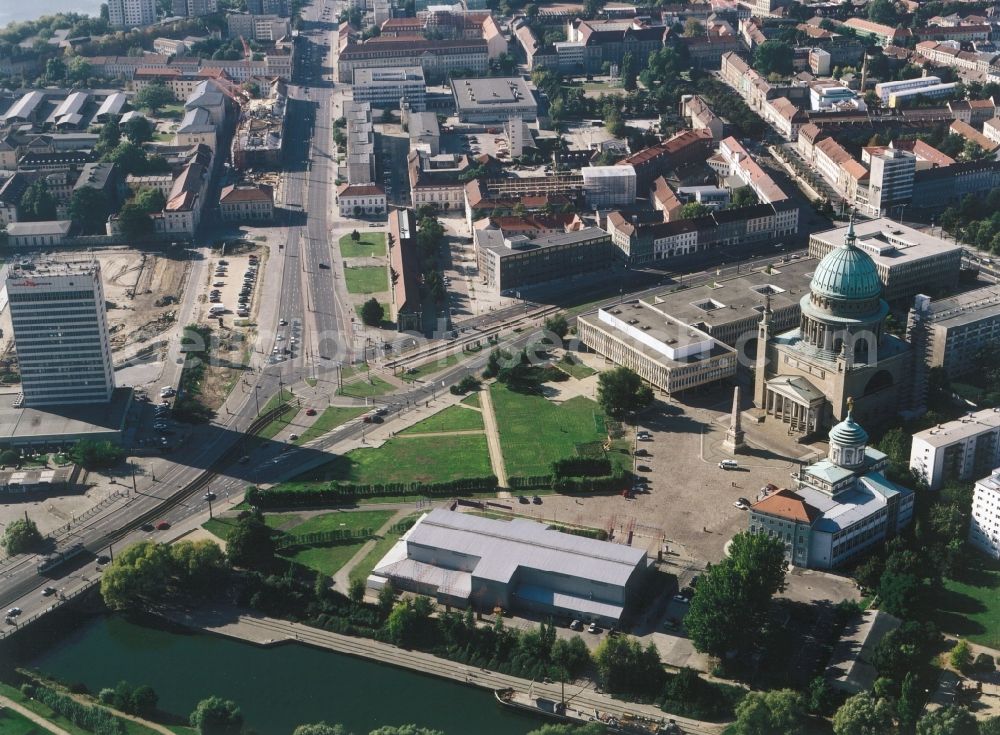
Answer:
[[912, 407, 1000, 448]]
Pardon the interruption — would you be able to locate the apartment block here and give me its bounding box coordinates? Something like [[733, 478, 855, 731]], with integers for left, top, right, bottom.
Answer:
[[910, 408, 1000, 490], [970, 469, 1000, 560]]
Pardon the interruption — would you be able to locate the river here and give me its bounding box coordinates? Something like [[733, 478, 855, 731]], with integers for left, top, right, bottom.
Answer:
[[1, 1, 104, 26], [15, 613, 546, 735]]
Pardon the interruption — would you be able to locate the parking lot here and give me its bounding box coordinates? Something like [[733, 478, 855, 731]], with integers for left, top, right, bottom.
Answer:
[[200, 251, 263, 328]]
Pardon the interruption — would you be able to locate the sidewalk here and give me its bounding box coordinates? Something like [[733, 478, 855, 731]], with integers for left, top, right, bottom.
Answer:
[[478, 387, 509, 488], [158, 605, 724, 735]]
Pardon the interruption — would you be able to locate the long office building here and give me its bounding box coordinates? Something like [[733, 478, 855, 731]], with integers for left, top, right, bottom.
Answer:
[[907, 285, 1000, 381], [7, 262, 115, 407], [909, 408, 1000, 490], [337, 38, 488, 83], [368, 509, 650, 627], [578, 300, 737, 395], [807, 219, 962, 303], [352, 67, 427, 110]]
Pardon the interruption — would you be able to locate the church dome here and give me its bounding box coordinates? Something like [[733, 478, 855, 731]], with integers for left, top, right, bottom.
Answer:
[[829, 409, 869, 447], [810, 220, 882, 303]]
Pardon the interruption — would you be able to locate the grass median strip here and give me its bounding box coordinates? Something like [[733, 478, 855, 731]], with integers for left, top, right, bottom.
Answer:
[[399, 352, 462, 383], [294, 406, 367, 445], [336, 374, 393, 398]]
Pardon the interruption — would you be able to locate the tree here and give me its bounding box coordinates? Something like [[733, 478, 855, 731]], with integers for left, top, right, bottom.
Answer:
[[121, 115, 154, 144], [134, 82, 174, 113], [949, 639, 973, 672], [679, 202, 711, 219], [68, 439, 124, 469], [593, 635, 665, 698], [683, 17, 705, 37], [67, 56, 92, 84], [729, 187, 760, 209], [980, 718, 1000, 735], [867, 0, 899, 25], [348, 577, 366, 604], [20, 179, 57, 221], [878, 569, 923, 618], [105, 140, 148, 176], [170, 540, 227, 592], [807, 676, 835, 715], [69, 187, 111, 234], [916, 705, 977, 735], [753, 41, 794, 77], [596, 366, 653, 419], [621, 51, 637, 91], [526, 725, 606, 735], [226, 516, 275, 570], [898, 671, 923, 733], [351, 229, 360, 241], [117, 202, 155, 240], [582, 0, 602, 18], [386, 597, 435, 648], [45, 57, 66, 82], [130, 685, 158, 718], [190, 697, 243, 735], [731, 690, 807, 735], [832, 692, 896, 735], [360, 298, 384, 327], [544, 314, 569, 339], [2, 517, 42, 555], [293, 725, 348, 735], [100, 541, 174, 610], [369, 727, 445, 735], [133, 187, 166, 214], [684, 532, 787, 661]]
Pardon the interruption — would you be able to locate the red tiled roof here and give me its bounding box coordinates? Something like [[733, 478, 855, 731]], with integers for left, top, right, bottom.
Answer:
[[751, 488, 819, 523]]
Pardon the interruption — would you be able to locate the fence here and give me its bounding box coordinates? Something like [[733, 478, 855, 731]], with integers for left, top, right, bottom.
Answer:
[[274, 528, 376, 549]]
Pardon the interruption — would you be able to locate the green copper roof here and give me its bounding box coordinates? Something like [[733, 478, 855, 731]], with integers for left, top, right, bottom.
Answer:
[[830, 408, 869, 447], [811, 219, 882, 302]]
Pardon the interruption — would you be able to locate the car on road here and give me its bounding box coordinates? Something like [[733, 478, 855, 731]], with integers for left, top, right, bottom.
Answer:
[[289, 434, 300, 441], [7, 607, 21, 617], [160, 387, 176, 398], [203, 491, 216, 501], [518, 495, 529, 504], [319, 263, 330, 269], [733, 500, 749, 510], [140, 523, 154, 532], [588, 622, 599, 633], [155, 521, 171, 530], [532, 495, 542, 504], [42, 587, 57, 596], [96, 555, 111, 565], [279, 318, 288, 326], [569, 619, 583, 631], [362, 415, 383, 424], [368, 223, 380, 227]]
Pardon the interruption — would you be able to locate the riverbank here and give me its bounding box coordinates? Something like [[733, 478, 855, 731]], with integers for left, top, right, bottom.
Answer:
[[155, 604, 724, 735]]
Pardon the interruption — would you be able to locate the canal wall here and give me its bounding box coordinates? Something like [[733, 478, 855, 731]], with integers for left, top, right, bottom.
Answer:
[[155, 605, 725, 735]]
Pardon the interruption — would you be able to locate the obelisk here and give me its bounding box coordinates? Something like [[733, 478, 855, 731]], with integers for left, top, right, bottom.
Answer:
[[723, 385, 745, 454]]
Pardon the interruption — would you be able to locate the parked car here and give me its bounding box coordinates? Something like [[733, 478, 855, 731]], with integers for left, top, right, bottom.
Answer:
[[733, 500, 749, 510], [636, 464, 651, 472], [532, 495, 542, 505], [289, 434, 299, 441], [588, 622, 599, 633], [155, 521, 170, 531], [672, 594, 690, 604], [569, 619, 583, 631], [635, 448, 649, 457], [518, 495, 529, 504], [140, 523, 154, 532], [305, 408, 317, 416], [42, 587, 57, 596]]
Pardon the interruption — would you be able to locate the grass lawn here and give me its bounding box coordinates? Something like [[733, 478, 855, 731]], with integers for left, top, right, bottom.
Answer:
[[294, 405, 367, 445], [283, 433, 492, 486], [557, 354, 596, 380], [286, 509, 393, 536], [344, 266, 388, 294], [203, 512, 300, 540], [491, 384, 624, 477], [461, 392, 481, 408], [931, 556, 1000, 649], [339, 232, 386, 257], [336, 374, 394, 398], [400, 405, 484, 434], [0, 682, 95, 735], [400, 353, 462, 382], [349, 513, 421, 584], [281, 542, 367, 576], [0, 708, 48, 735]]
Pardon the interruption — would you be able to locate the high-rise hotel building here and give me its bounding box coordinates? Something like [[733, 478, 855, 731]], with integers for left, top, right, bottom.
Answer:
[[7, 262, 116, 407]]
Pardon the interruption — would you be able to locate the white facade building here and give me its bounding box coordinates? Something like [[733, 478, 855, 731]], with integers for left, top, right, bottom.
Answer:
[[7, 262, 115, 407], [108, 0, 157, 28], [909, 408, 1000, 490], [352, 67, 427, 110], [970, 469, 1000, 559]]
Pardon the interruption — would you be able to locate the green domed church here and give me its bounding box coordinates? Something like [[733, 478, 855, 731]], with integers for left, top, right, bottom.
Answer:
[[753, 218, 913, 435]]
